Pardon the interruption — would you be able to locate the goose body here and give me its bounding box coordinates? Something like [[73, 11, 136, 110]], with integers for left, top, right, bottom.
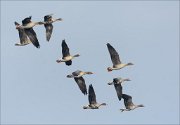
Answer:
[[67, 70, 93, 95], [108, 77, 130, 101], [83, 84, 106, 109], [106, 43, 133, 72], [56, 39, 80, 66], [44, 14, 62, 41], [120, 94, 144, 112]]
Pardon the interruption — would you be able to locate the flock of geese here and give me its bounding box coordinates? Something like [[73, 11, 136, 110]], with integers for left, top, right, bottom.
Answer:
[[15, 14, 144, 112]]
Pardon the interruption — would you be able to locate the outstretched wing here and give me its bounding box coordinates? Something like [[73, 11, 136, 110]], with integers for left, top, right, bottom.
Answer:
[[15, 22, 30, 45], [62, 40, 70, 57], [107, 43, 121, 65], [22, 16, 40, 48], [24, 28, 40, 48], [44, 23, 53, 41], [122, 94, 133, 108], [22, 16, 32, 25], [114, 84, 122, 101], [88, 84, 97, 105], [74, 77, 87, 95]]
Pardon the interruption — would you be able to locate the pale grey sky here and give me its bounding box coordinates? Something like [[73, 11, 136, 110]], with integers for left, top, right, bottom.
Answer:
[[1, 1, 179, 124]]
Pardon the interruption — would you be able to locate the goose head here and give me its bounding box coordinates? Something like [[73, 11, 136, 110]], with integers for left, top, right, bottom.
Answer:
[[83, 106, 88, 109], [56, 18, 63, 21], [73, 54, 80, 57], [16, 25, 21, 29], [137, 104, 144, 108], [100, 103, 107, 106], [56, 59, 62, 63], [83, 105, 92, 109], [133, 104, 144, 110], [107, 67, 113, 72], [120, 78, 131, 83], [127, 63, 134, 66], [108, 82, 113, 85], [85, 72, 93, 75]]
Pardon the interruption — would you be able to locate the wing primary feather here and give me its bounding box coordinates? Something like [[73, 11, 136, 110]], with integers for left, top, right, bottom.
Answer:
[[74, 77, 87, 95], [88, 84, 97, 104], [107, 43, 121, 65]]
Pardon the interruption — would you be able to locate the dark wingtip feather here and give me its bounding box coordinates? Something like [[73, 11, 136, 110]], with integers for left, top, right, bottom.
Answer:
[[89, 84, 94, 93], [14, 21, 19, 25], [107, 43, 111, 46], [89, 84, 93, 88], [118, 96, 122, 101], [62, 39, 65, 42], [46, 35, 51, 42], [62, 39, 66, 45], [83, 90, 87, 95], [36, 45, 40, 49]]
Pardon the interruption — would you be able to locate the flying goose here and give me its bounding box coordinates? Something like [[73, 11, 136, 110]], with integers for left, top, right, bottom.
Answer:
[[120, 94, 144, 112], [67, 70, 93, 78], [14, 22, 31, 46], [16, 16, 43, 48], [56, 39, 80, 66], [83, 84, 106, 109], [108, 77, 130, 101], [67, 70, 93, 95], [106, 43, 133, 72], [43, 14, 62, 41]]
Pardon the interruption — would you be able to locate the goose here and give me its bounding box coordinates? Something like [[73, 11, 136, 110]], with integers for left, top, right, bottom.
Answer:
[[108, 77, 130, 101], [16, 16, 43, 48], [120, 94, 144, 112], [83, 84, 107, 109], [14, 22, 31, 46], [43, 14, 62, 41], [106, 43, 133, 72], [67, 70, 93, 78], [56, 39, 80, 66], [67, 70, 93, 95]]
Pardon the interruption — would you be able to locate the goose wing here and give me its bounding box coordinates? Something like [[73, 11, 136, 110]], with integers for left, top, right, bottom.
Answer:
[[44, 15, 53, 41], [22, 16, 31, 25], [88, 84, 97, 105], [62, 40, 70, 58], [74, 77, 87, 95], [114, 84, 122, 101], [22, 17, 40, 48], [44, 23, 53, 41], [107, 43, 121, 65], [122, 94, 133, 108], [15, 22, 29, 45], [24, 28, 40, 48]]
